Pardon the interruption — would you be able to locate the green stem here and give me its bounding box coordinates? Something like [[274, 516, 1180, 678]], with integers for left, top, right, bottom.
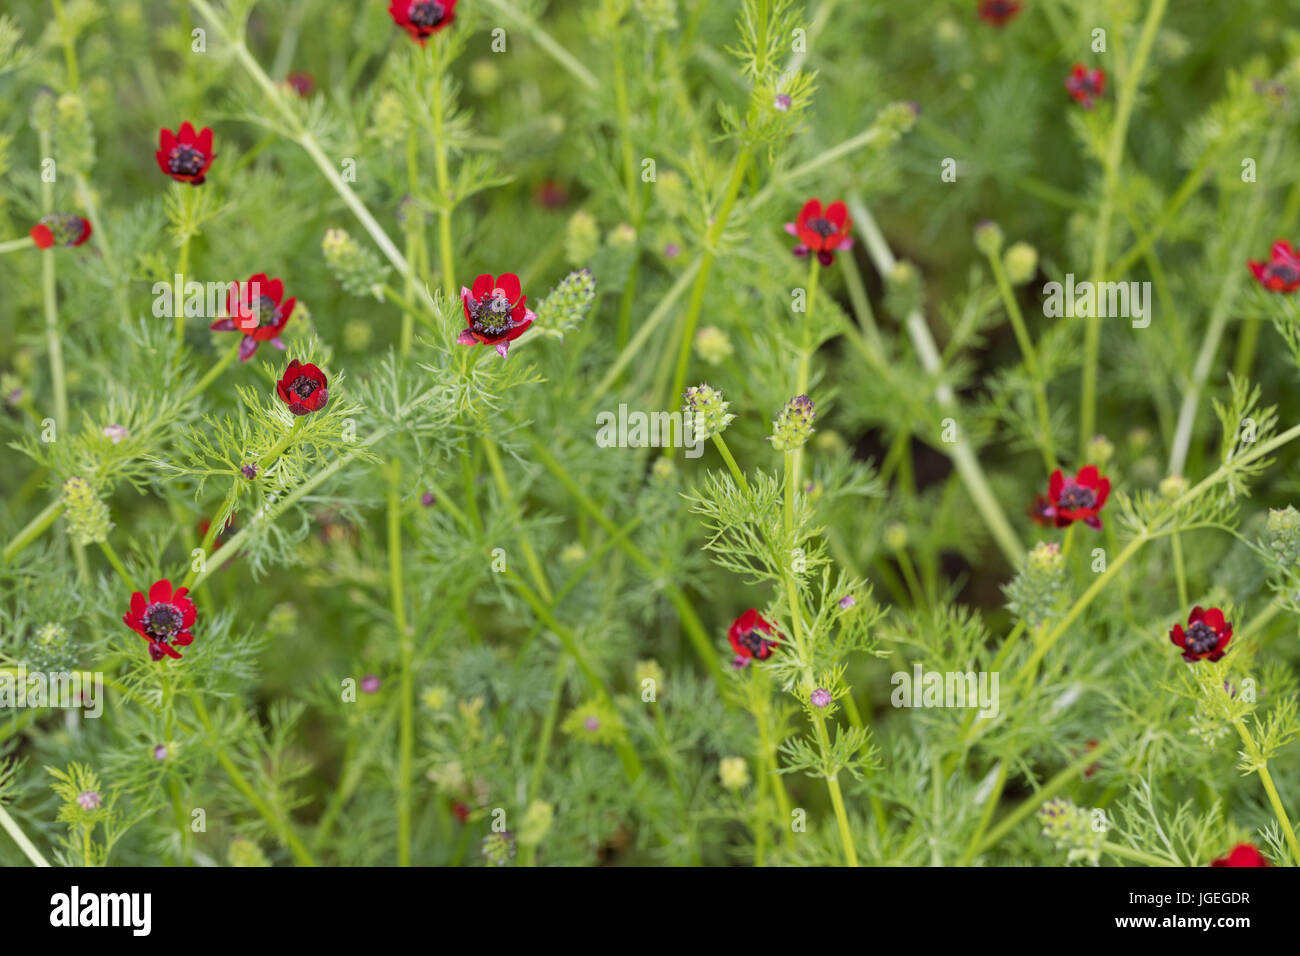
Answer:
[[0, 803, 50, 867], [389, 461, 414, 866], [3, 499, 65, 563], [986, 249, 1056, 471], [1233, 718, 1300, 864], [98, 539, 136, 591], [180, 337, 242, 405], [1102, 842, 1182, 867], [0, 236, 37, 254]]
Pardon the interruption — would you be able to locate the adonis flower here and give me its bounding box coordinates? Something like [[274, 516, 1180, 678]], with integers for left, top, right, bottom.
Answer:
[[30, 214, 92, 249], [123, 579, 196, 661], [977, 0, 1022, 27], [728, 609, 780, 665], [1248, 240, 1300, 293], [276, 359, 329, 416], [388, 0, 458, 44], [1210, 843, 1270, 867], [785, 198, 854, 266], [459, 273, 535, 359], [155, 122, 215, 185], [1039, 465, 1111, 529], [210, 273, 296, 361], [1065, 65, 1106, 110], [1170, 606, 1233, 663]]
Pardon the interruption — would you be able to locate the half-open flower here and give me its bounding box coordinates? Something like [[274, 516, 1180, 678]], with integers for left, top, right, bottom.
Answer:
[[1066, 65, 1106, 109], [728, 609, 780, 665], [1170, 606, 1233, 663], [388, 0, 458, 44], [1248, 240, 1300, 293], [123, 579, 196, 661], [30, 214, 92, 249], [211, 273, 296, 361], [1210, 843, 1269, 867], [458, 273, 535, 358], [977, 0, 1022, 27], [276, 359, 329, 416], [785, 198, 854, 266], [156, 122, 215, 185], [1041, 465, 1111, 529]]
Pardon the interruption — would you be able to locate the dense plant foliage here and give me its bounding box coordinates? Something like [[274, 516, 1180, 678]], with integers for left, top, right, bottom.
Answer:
[[1, 0, 1299, 868]]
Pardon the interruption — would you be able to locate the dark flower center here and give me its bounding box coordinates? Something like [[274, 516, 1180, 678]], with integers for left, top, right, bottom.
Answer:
[[143, 603, 183, 641], [252, 295, 280, 328], [289, 374, 320, 400], [471, 292, 516, 335], [807, 217, 839, 238], [408, 1, 446, 28], [1057, 483, 1097, 511], [1185, 620, 1219, 655], [169, 145, 206, 176], [737, 628, 768, 656], [1267, 262, 1299, 284]]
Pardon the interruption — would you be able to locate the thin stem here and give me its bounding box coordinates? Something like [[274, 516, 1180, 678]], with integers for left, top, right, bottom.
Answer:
[[1171, 533, 1189, 611], [429, 40, 457, 302], [0, 236, 36, 254], [1233, 718, 1300, 864], [180, 337, 242, 405], [1101, 842, 1182, 867], [0, 803, 50, 867], [389, 461, 414, 866], [480, 0, 599, 91], [711, 434, 750, 496], [174, 185, 194, 348], [50, 0, 79, 89], [98, 539, 136, 591], [3, 498, 65, 563]]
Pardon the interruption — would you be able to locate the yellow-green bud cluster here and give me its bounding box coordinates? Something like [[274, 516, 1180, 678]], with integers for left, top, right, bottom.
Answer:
[[565, 211, 600, 266], [1037, 798, 1103, 865], [769, 395, 816, 452], [228, 837, 272, 867], [974, 220, 1004, 257], [1267, 505, 1300, 569], [683, 383, 735, 441], [367, 89, 409, 149], [56, 93, 96, 174], [517, 800, 555, 848], [1005, 541, 1067, 631], [1086, 434, 1115, 466], [719, 756, 750, 790], [322, 228, 390, 298], [537, 269, 596, 330], [62, 476, 110, 546], [694, 326, 734, 365]]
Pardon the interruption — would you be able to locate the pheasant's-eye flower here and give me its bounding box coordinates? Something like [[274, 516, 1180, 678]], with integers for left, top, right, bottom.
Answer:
[[285, 71, 315, 98], [77, 791, 102, 811], [719, 756, 750, 790], [30, 214, 92, 249], [1170, 606, 1233, 663], [210, 273, 296, 361], [785, 198, 854, 266], [1066, 64, 1106, 110], [769, 395, 816, 452], [155, 122, 215, 185], [728, 609, 780, 662], [1041, 464, 1111, 529], [534, 179, 568, 209], [388, 0, 458, 44], [276, 359, 329, 416], [683, 383, 735, 441], [1211, 843, 1270, 867], [458, 273, 535, 359], [123, 579, 196, 662], [977, 0, 1022, 27], [1248, 240, 1300, 293]]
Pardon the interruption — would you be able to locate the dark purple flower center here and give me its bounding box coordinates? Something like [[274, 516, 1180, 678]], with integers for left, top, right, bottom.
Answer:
[[1266, 262, 1299, 285], [806, 217, 839, 239], [143, 603, 183, 641], [471, 292, 516, 335], [1185, 620, 1219, 655], [1057, 483, 1097, 511], [737, 628, 770, 657], [408, 1, 446, 29], [169, 145, 206, 177], [251, 295, 280, 328], [289, 374, 320, 400]]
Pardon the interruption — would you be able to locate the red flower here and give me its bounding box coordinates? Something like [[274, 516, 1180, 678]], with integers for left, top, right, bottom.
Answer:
[[276, 359, 329, 416], [123, 579, 196, 661], [728, 609, 780, 664], [1066, 65, 1106, 110], [1170, 606, 1233, 663], [210, 273, 296, 361], [286, 71, 315, 97], [977, 0, 1022, 27], [156, 122, 215, 185], [1248, 240, 1300, 293], [458, 273, 535, 359], [785, 198, 854, 266], [30, 214, 92, 249], [452, 802, 471, 823], [1211, 843, 1270, 867], [1038, 465, 1111, 529], [388, 0, 458, 43]]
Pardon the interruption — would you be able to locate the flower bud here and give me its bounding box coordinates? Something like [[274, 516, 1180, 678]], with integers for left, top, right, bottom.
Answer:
[[1267, 506, 1300, 567], [1037, 798, 1103, 864], [228, 837, 272, 867], [1159, 474, 1188, 500], [883, 522, 909, 552], [719, 756, 750, 790], [974, 220, 1004, 257], [62, 476, 110, 545], [565, 211, 600, 266], [367, 89, 409, 149], [1003, 241, 1038, 285], [517, 800, 555, 848], [323, 228, 391, 298], [683, 383, 735, 441], [56, 93, 96, 174], [537, 269, 596, 330], [1086, 434, 1115, 466], [468, 58, 501, 96], [694, 326, 734, 365], [1005, 542, 1067, 630], [635, 658, 665, 690], [769, 395, 816, 452], [635, 0, 678, 32]]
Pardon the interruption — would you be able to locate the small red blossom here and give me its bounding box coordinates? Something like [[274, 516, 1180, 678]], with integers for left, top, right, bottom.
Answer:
[[155, 122, 216, 185], [728, 609, 780, 663], [1170, 606, 1233, 663], [123, 579, 196, 661], [30, 214, 92, 249], [1248, 240, 1300, 293], [452, 801, 471, 823], [1040, 465, 1111, 529], [276, 360, 329, 416], [389, 0, 457, 44], [458, 273, 535, 359], [210, 273, 296, 361], [286, 71, 315, 98], [977, 0, 1022, 27], [1210, 843, 1270, 867], [1066, 65, 1106, 110], [534, 179, 569, 209], [785, 198, 854, 266]]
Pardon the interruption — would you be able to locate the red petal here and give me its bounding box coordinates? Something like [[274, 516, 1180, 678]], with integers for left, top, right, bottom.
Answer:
[[1170, 625, 1186, 648], [471, 274, 494, 299], [159, 127, 177, 151], [1076, 464, 1100, 488], [797, 198, 822, 227], [130, 590, 146, 618], [825, 201, 848, 228], [30, 225, 54, 249], [1048, 469, 1064, 501], [495, 273, 522, 303], [1188, 606, 1205, 624], [178, 121, 198, 145], [197, 126, 213, 155], [149, 579, 173, 604]]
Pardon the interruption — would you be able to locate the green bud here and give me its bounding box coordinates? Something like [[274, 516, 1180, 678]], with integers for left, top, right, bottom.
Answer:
[[565, 211, 600, 266], [635, 0, 678, 32], [719, 756, 750, 790], [1005, 542, 1067, 631], [683, 384, 735, 441], [228, 837, 272, 867], [1158, 474, 1188, 500], [343, 319, 373, 352], [368, 89, 409, 149], [635, 658, 665, 690], [323, 228, 390, 298], [537, 269, 596, 331], [1127, 428, 1152, 453], [1037, 798, 1103, 865], [1003, 241, 1038, 285], [1086, 434, 1115, 466], [883, 522, 909, 552], [651, 457, 676, 481], [769, 395, 816, 452], [560, 542, 586, 564], [517, 800, 555, 848], [62, 476, 110, 546], [56, 93, 95, 175], [694, 326, 734, 365], [1267, 506, 1300, 567], [468, 58, 501, 97], [974, 220, 1004, 257]]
